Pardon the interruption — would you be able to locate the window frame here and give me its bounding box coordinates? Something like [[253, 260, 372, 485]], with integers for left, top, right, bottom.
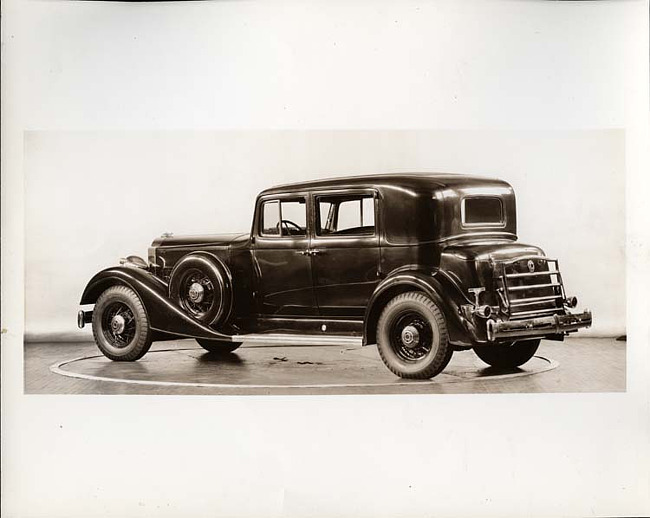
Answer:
[[460, 195, 507, 229], [312, 189, 378, 239], [258, 195, 309, 239]]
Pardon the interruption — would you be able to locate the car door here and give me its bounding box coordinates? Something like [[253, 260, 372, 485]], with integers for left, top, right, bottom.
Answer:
[[310, 190, 381, 317], [252, 194, 317, 316]]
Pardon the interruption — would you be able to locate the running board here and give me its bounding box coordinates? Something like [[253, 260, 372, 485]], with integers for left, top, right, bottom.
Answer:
[[230, 333, 363, 347]]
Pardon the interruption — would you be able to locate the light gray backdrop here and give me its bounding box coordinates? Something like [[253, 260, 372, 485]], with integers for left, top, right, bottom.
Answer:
[[24, 129, 624, 340]]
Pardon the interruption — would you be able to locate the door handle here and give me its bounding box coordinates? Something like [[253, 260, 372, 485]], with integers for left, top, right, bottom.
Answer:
[[310, 249, 325, 256], [298, 250, 310, 256]]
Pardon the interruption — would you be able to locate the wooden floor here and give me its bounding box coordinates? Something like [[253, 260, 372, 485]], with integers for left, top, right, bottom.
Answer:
[[24, 337, 625, 395]]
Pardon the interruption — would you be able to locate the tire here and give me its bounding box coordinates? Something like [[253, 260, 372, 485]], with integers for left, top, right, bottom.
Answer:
[[473, 339, 541, 368], [169, 253, 233, 326], [376, 291, 452, 379], [92, 285, 152, 361], [196, 338, 242, 354]]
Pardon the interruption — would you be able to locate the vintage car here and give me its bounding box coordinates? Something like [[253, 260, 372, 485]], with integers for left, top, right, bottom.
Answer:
[[78, 173, 592, 379]]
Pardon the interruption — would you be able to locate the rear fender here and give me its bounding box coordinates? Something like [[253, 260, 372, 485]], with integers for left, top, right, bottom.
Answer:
[[80, 266, 233, 341], [363, 269, 476, 346]]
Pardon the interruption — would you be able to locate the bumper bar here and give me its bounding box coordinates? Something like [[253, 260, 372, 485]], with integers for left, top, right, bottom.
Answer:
[[486, 310, 592, 342], [77, 310, 93, 329]]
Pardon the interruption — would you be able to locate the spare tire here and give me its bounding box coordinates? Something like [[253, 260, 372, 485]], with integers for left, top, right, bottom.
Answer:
[[168, 252, 233, 326]]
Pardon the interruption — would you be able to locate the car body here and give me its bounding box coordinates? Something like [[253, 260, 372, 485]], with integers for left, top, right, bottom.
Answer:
[[78, 173, 592, 378]]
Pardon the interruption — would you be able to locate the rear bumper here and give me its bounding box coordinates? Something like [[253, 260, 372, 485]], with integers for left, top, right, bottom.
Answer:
[[486, 310, 592, 342]]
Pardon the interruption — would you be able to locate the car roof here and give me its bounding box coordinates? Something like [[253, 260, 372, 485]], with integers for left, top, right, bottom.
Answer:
[[259, 172, 510, 196]]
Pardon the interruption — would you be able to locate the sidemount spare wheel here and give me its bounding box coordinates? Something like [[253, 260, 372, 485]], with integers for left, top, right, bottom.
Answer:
[[376, 291, 453, 379], [92, 285, 153, 361], [169, 252, 233, 326], [473, 339, 540, 369], [195, 339, 242, 354]]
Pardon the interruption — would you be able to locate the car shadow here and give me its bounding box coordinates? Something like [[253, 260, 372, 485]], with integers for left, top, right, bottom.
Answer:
[[474, 365, 526, 377], [196, 351, 244, 365]]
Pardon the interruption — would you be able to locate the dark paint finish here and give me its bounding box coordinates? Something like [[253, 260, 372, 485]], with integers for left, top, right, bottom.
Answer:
[[80, 173, 591, 347], [253, 233, 317, 316], [310, 190, 381, 316], [80, 267, 235, 341]]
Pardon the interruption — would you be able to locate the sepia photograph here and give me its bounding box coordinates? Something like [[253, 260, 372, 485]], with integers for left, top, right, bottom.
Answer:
[[2, 0, 648, 517], [23, 129, 624, 396]]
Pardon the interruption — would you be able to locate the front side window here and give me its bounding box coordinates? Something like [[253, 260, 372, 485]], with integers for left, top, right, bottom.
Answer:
[[462, 197, 504, 226], [261, 200, 280, 236], [260, 198, 307, 237], [279, 199, 307, 236], [316, 195, 375, 236]]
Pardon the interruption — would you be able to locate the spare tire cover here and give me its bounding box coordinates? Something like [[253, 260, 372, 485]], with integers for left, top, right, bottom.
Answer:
[[168, 252, 233, 326]]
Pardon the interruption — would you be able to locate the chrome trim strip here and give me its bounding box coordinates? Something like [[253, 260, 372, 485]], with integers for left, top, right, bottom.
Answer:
[[502, 255, 557, 264], [508, 282, 561, 292], [506, 271, 560, 279], [509, 295, 562, 306], [155, 244, 231, 251], [509, 308, 561, 318]]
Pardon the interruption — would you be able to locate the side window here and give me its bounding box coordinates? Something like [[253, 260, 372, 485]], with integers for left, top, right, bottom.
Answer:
[[319, 201, 335, 231], [260, 198, 307, 237], [279, 199, 307, 236], [316, 194, 375, 236], [261, 200, 280, 236]]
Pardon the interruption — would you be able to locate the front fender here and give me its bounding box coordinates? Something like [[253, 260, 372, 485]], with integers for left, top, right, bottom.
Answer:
[[79, 266, 233, 341], [363, 269, 477, 346]]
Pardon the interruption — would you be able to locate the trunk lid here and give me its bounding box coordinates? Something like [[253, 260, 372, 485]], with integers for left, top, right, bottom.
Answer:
[[441, 240, 565, 319]]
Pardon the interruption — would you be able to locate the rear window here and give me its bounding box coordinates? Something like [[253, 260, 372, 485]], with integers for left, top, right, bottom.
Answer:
[[462, 197, 504, 226]]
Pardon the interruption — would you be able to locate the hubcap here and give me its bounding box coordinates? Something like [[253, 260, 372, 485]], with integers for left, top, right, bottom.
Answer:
[[101, 301, 136, 349], [390, 311, 434, 362], [180, 268, 216, 318], [110, 314, 126, 335], [188, 282, 205, 303], [401, 325, 420, 348]]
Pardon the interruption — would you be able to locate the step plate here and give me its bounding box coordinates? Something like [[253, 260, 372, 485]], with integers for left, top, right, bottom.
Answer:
[[230, 333, 363, 347]]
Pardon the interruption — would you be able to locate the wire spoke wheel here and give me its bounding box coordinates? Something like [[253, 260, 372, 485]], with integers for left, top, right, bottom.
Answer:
[[92, 285, 152, 361], [179, 268, 216, 319], [101, 301, 137, 348]]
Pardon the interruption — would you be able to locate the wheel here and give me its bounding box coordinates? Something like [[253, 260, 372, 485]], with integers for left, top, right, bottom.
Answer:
[[168, 253, 232, 326], [376, 291, 452, 379], [473, 339, 541, 368], [196, 339, 242, 353], [92, 285, 152, 361]]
